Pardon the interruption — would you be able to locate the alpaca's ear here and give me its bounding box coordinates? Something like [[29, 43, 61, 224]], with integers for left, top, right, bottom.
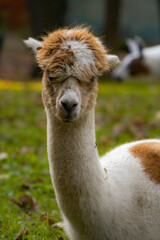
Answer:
[[106, 54, 120, 70], [24, 37, 43, 52]]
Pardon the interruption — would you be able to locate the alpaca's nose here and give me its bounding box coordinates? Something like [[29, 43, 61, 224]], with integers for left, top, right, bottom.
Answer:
[[60, 99, 78, 113]]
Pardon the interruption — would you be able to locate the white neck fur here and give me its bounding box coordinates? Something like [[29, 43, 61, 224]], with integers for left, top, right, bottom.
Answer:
[[45, 108, 109, 237]]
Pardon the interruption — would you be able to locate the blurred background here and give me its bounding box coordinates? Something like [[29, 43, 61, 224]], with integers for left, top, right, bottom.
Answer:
[[0, 0, 160, 81]]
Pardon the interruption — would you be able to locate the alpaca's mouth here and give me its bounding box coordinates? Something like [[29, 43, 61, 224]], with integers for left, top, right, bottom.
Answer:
[[57, 106, 80, 122], [61, 114, 78, 122], [64, 119, 71, 122], [56, 111, 78, 122]]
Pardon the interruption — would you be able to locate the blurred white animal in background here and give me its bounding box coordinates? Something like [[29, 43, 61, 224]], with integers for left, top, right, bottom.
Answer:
[[112, 37, 160, 81]]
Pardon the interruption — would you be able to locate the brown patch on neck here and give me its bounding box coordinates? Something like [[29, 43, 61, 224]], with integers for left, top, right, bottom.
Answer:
[[130, 58, 150, 76], [130, 142, 160, 184]]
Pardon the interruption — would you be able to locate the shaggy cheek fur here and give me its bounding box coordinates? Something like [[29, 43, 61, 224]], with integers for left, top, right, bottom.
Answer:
[[42, 77, 60, 114], [81, 80, 98, 113]]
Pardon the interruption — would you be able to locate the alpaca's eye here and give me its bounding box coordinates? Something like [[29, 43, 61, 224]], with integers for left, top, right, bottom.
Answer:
[[48, 75, 57, 82], [46, 70, 55, 81], [48, 76, 54, 81], [47, 70, 64, 82]]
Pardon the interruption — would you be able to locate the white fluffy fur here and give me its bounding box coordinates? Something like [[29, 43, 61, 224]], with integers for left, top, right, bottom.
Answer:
[[106, 54, 121, 69], [46, 100, 160, 240], [63, 40, 95, 68], [62, 39, 98, 81]]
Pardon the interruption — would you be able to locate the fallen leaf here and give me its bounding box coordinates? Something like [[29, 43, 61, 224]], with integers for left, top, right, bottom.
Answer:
[[0, 152, 8, 161], [11, 193, 36, 210], [40, 213, 54, 226], [19, 194, 36, 209]]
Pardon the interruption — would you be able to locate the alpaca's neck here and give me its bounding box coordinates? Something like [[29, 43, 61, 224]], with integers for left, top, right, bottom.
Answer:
[[46, 109, 105, 217]]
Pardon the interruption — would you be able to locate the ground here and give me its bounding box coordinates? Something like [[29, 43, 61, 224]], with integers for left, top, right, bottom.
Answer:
[[0, 79, 160, 239]]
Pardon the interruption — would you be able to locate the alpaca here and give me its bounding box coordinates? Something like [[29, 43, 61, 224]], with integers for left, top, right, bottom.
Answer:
[[113, 37, 160, 81], [24, 27, 160, 240]]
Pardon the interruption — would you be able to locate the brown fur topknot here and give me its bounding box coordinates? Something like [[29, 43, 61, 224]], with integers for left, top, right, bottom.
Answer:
[[36, 27, 109, 79]]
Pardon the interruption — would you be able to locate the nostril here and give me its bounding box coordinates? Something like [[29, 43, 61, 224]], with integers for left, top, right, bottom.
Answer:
[[61, 101, 69, 111], [60, 100, 78, 113], [71, 103, 78, 110]]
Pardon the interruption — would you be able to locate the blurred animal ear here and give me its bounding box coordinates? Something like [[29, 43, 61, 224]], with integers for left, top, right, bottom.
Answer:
[[126, 38, 141, 56], [24, 37, 43, 52], [134, 36, 146, 52], [106, 54, 120, 70]]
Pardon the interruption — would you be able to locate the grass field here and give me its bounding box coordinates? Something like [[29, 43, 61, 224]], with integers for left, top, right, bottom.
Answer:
[[0, 79, 160, 239]]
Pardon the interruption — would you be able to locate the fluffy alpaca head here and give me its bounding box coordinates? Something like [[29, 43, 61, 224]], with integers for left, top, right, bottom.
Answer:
[[24, 27, 120, 122]]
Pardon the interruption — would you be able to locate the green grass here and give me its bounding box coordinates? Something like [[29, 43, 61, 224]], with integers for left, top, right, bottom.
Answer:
[[0, 80, 160, 239]]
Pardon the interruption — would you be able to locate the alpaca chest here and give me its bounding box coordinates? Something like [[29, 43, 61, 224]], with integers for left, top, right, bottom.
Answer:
[[50, 158, 105, 217]]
